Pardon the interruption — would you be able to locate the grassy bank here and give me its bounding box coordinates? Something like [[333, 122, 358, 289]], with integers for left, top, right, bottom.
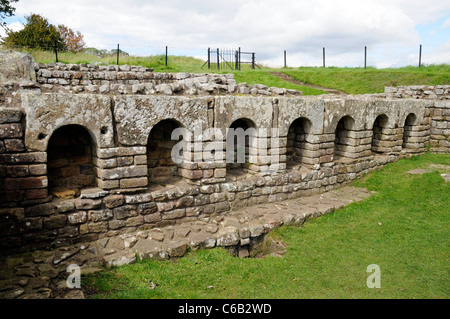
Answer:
[[83, 153, 450, 299], [282, 65, 450, 95]]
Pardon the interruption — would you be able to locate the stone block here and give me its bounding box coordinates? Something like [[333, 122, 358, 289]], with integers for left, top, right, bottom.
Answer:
[[4, 176, 47, 189], [44, 214, 67, 229], [75, 199, 102, 210], [28, 164, 47, 176], [103, 195, 125, 208], [4, 139, 25, 152], [143, 213, 162, 223], [89, 209, 113, 222], [113, 205, 138, 220], [0, 123, 23, 139], [25, 188, 48, 200], [0, 108, 22, 124], [67, 211, 87, 225], [99, 165, 147, 180], [162, 209, 186, 220], [120, 177, 148, 188]]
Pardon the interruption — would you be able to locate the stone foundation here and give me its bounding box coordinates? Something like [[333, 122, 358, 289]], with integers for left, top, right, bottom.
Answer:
[[0, 50, 449, 254]]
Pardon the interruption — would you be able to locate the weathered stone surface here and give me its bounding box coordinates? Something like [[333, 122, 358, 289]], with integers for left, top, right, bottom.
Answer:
[[22, 93, 115, 152], [113, 205, 138, 220], [103, 195, 125, 208], [0, 50, 36, 82], [75, 199, 102, 210], [103, 251, 136, 268], [216, 227, 240, 247], [168, 242, 188, 257]]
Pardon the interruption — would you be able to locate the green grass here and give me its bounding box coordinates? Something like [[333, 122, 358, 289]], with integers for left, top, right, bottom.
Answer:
[[282, 65, 450, 95], [83, 153, 450, 299], [231, 69, 326, 95]]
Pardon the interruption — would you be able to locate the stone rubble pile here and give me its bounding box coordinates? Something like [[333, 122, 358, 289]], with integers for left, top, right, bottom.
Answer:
[[35, 62, 303, 97], [385, 85, 450, 100]]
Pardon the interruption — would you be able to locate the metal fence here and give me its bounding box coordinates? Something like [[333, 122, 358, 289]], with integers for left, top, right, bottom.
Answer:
[[203, 47, 261, 70]]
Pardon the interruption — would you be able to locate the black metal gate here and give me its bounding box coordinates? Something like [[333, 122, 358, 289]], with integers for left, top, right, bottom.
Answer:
[[203, 47, 260, 70]]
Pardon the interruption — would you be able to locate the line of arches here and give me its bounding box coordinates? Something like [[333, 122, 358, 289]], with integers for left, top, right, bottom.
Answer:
[[45, 112, 423, 196]]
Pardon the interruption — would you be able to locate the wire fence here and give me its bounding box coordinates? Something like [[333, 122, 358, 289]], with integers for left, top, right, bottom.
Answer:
[[1, 42, 443, 69]]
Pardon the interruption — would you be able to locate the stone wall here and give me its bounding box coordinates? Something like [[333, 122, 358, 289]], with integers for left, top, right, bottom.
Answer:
[[35, 62, 303, 97], [429, 101, 450, 153], [0, 51, 449, 254], [385, 85, 450, 100]]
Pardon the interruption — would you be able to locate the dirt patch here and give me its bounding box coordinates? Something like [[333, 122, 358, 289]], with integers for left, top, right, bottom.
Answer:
[[406, 164, 450, 182], [269, 72, 347, 96]]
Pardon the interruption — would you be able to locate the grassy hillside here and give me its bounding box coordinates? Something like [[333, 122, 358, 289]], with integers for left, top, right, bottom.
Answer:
[[282, 65, 450, 95], [12, 48, 450, 95]]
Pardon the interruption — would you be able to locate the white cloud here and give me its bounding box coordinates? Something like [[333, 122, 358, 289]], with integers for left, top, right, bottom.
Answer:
[[443, 18, 450, 28], [5, 0, 450, 67], [0, 21, 24, 39]]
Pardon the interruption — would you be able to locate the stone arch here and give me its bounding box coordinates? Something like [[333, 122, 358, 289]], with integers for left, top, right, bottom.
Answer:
[[286, 117, 313, 167], [334, 115, 356, 159], [402, 113, 418, 152], [371, 114, 390, 154], [47, 124, 97, 197], [226, 118, 257, 174], [147, 119, 185, 184]]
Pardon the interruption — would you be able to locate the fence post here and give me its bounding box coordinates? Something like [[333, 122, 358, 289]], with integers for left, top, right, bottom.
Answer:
[[419, 44, 422, 67], [238, 47, 241, 71], [208, 48, 211, 69], [54, 41, 58, 63], [323, 47, 326, 68], [165, 46, 168, 66], [235, 50, 238, 70], [284, 50, 287, 68], [217, 48, 220, 70], [364, 46, 367, 69], [252, 53, 255, 69], [117, 44, 120, 65]]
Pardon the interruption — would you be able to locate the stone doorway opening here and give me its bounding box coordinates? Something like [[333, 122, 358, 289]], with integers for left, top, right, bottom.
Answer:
[[226, 118, 257, 181], [286, 117, 312, 170], [47, 125, 97, 198], [371, 114, 390, 155], [147, 119, 184, 187], [402, 113, 417, 153], [334, 115, 356, 161]]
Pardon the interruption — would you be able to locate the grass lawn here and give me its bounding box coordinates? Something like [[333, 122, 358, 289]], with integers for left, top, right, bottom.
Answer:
[[83, 153, 450, 299], [282, 65, 450, 95]]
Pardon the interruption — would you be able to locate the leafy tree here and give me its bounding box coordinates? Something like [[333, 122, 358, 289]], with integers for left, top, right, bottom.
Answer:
[[2, 13, 64, 50], [57, 24, 86, 52], [0, 0, 18, 31]]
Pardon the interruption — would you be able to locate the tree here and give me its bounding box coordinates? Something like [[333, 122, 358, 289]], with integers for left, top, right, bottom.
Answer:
[[0, 0, 18, 31], [2, 13, 64, 50], [57, 24, 86, 52]]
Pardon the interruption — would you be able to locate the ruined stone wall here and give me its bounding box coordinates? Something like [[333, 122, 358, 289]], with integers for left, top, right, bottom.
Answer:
[[385, 85, 450, 100], [35, 62, 303, 97], [0, 51, 448, 253]]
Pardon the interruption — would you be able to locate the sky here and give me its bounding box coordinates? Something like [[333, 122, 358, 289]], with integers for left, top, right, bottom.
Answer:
[[1, 0, 449, 68]]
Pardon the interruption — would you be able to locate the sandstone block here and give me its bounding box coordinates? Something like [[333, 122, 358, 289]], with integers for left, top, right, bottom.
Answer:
[[75, 199, 102, 210], [103, 195, 125, 208], [120, 177, 148, 188], [113, 205, 138, 220]]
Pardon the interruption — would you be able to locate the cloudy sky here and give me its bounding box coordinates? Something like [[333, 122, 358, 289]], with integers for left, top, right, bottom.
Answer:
[[2, 0, 450, 68]]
